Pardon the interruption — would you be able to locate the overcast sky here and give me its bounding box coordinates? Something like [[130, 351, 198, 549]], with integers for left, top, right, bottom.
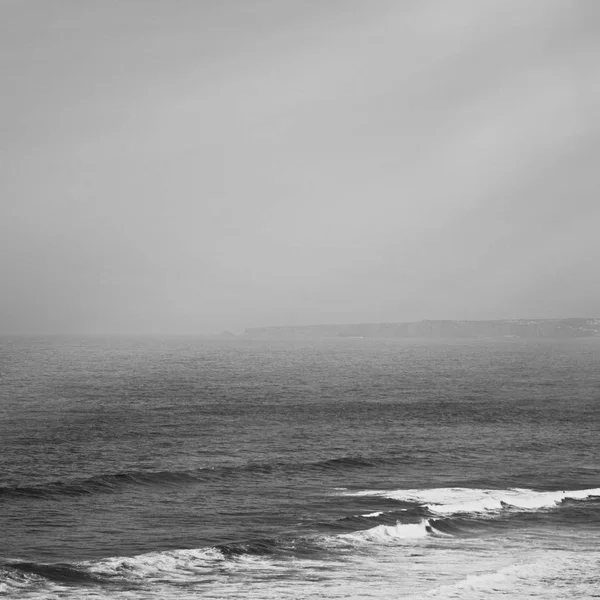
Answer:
[[1, 0, 598, 334]]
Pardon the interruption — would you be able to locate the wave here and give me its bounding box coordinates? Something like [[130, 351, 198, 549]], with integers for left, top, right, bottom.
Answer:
[[344, 486, 600, 515], [340, 519, 446, 544], [4, 532, 600, 600], [0, 516, 442, 596], [0, 547, 223, 594], [0, 507, 453, 594], [0, 538, 331, 595], [216, 538, 280, 558], [310, 456, 378, 470], [85, 547, 224, 582], [329, 508, 417, 532], [0, 470, 204, 500], [0, 454, 387, 502], [10, 488, 589, 597], [3, 561, 102, 585]]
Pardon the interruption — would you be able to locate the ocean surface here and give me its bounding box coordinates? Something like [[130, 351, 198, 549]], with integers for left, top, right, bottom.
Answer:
[[1, 335, 599, 599]]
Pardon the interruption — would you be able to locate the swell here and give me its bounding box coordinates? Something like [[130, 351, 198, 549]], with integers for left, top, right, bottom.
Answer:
[[0, 536, 324, 592], [3, 498, 598, 594], [0, 470, 202, 500], [0, 513, 443, 592], [0, 454, 393, 501], [329, 495, 600, 543]]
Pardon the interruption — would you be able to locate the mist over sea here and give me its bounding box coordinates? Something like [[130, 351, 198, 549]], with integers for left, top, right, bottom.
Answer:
[[1, 335, 599, 599]]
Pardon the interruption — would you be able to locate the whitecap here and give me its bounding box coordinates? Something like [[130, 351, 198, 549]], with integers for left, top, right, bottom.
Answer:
[[343, 486, 600, 516]]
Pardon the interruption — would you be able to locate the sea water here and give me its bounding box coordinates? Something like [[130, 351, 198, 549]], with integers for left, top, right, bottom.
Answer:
[[1, 336, 599, 598]]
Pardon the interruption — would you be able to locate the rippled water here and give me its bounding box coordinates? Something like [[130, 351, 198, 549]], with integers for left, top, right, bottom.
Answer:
[[1, 336, 599, 598]]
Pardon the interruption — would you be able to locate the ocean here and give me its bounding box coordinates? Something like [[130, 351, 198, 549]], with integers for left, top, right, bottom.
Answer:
[[1, 335, 599, 599]]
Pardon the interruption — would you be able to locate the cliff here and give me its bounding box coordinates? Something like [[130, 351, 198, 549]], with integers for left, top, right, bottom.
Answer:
[[243, 319, 600, 340]]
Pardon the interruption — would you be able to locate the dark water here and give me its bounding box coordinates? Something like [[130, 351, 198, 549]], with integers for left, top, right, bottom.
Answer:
[[1, 336, 599, 598]]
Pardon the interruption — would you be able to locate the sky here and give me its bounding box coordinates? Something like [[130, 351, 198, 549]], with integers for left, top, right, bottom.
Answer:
[[1, 0, 598, 334]]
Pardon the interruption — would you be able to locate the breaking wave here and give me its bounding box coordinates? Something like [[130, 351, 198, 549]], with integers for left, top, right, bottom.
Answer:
[[340, 519, 447, 544], [4, 484, 598, 597], [0, 514, 449, 594], [0, 548, 224, 595], [344, 486, 600, 515]]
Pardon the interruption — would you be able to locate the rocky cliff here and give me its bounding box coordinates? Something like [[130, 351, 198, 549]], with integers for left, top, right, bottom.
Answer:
[[243, 319, 600, 339]]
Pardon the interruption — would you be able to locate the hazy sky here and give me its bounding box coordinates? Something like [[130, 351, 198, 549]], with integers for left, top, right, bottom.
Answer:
[[1, 0, 598, 334]]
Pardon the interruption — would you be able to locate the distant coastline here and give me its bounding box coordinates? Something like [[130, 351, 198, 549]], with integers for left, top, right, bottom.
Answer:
[[239, 318, 600, 340]]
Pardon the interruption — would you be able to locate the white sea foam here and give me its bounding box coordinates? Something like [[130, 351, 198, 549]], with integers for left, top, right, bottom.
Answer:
[[0, 567, 42, 596], [3, 488, 599, 599], [340, 519, 440, 545], [345, 486, 600, 515], [86, 547, 225, 582], [4, 530, 600, 600], [361, 510, 384, 517], [420, 546, 600, 599]]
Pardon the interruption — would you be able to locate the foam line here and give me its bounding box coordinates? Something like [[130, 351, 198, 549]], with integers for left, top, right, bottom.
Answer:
[[345, 487, 600, 515]]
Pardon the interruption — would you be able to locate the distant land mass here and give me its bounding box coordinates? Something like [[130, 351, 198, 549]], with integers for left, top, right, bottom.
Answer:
[[241, 319, 600, 340]]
